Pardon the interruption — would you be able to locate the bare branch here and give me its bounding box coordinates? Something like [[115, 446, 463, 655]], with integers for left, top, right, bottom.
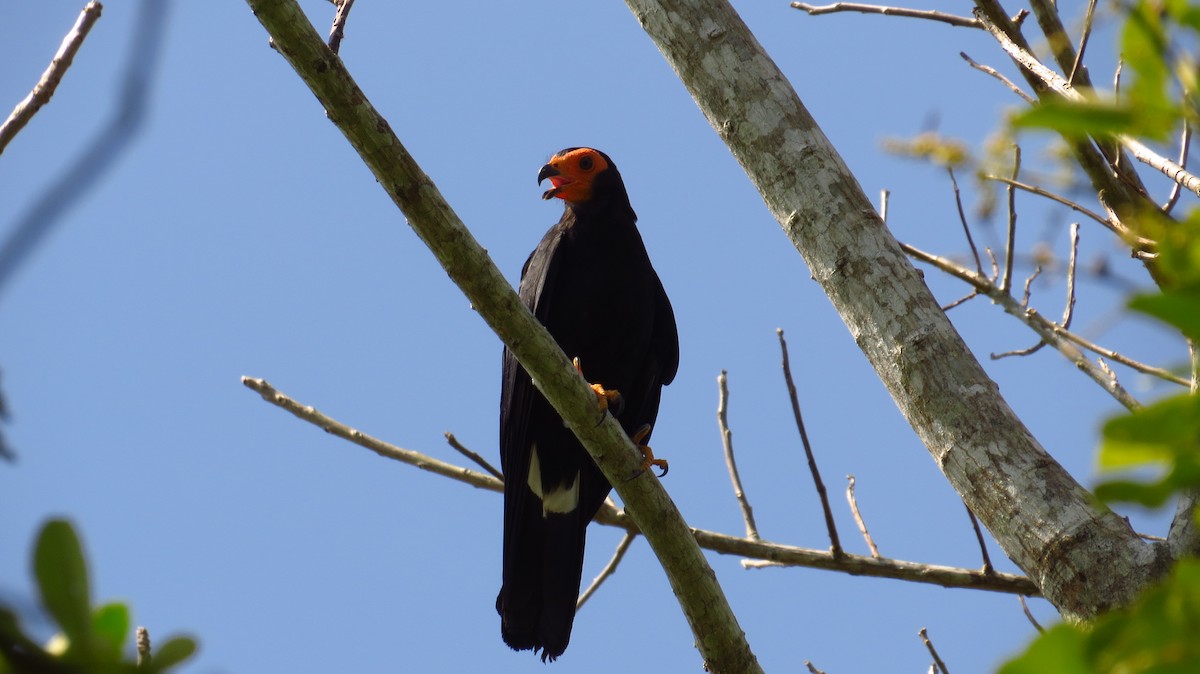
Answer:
[[963, 505, 994, 574], [0, 1, 103, 155], [981, 175, 1116, 235], [243, 377, 504, 491], [1000, 145, 1020, 294], [805, 661, 826, 674], [0, 0, 167, 298], [778, 329, 841, 557], [1019, 265, 1042, 308], [327, 0, 355, 54], [1062, 224, 1079, 329], [718, 370, 761, 540], [959, 52, 1035, 104], [941, 290, 979, 312], [975, 8, 1200, 197], [244, 375, 1039, 595], [919, 628, 950, 674], [790, 2, 979, 28], [444, 431, 503, 481], [901, 243, 1143, 409], [1163, 120, 1191, 215], [577, 531, 637, 610], [948, 167, 982, 274], [846, 475, 880, 558], [1019, 595, 1045, 633], [1068, 0, 1099, 86]]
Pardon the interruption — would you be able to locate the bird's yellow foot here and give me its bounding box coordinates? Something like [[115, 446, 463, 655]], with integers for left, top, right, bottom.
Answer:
[[629, 424, 668, 479], [573, 357, 623, 419]]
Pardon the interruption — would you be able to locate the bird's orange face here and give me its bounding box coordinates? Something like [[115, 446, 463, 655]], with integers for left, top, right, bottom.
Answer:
[[538, 148, 610, 203]]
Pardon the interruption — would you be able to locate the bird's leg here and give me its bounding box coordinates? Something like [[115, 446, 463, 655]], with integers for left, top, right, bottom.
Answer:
[[628, 423, 668, 479], [573, 357, 623, 422]]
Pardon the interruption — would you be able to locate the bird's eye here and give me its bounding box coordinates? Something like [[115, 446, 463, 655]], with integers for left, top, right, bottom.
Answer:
[[579, 155, 594, 171]]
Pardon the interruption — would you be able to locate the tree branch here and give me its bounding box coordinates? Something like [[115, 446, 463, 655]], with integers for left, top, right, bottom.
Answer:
[[629, 0, 1157, 619], [242, 3, 758, 669], [718, 370, 761, 540], [0, 1, 103, 155], [790, 2, 979, 28], [243, 375, 1040, 596]]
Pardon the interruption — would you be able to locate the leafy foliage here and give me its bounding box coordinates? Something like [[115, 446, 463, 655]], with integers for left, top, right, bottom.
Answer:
[[1000, 560, 1200, 674], [0, 519, 196, 673]]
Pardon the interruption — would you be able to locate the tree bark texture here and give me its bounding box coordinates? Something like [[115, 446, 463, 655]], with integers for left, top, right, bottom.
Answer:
[[624, 0, 1171, 618]]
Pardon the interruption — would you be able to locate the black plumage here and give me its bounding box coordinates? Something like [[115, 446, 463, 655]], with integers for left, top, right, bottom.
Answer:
[[496, 148, 679, 661]]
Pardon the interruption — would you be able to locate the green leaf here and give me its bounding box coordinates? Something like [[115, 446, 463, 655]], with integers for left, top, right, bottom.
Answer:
[[998, 624, 1090, 674], [1129, 290, 1200, 342], [91, 602, 131, 663], [1012, 100, 1138, 137], [1100, 394, 1200, 468], [33, 519, 92, 656], [148, 636, 198, 671], [1094, 478, 1176, 507]]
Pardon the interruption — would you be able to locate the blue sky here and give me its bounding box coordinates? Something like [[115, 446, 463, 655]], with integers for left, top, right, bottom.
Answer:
[[1, 2, 1188, 672]]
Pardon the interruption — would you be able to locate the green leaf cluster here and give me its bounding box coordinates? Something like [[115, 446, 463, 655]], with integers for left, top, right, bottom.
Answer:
[[1012, 0, 1194, 141], [1000, 559, 1200, 674], [0, 519, 196, 674]]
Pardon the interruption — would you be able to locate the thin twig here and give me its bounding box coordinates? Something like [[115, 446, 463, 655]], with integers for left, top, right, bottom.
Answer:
[[1020, 265, 1042, 307], [1163, 120, 1191, 214], [1062, 224, 1079, 329], [1068, 0, 1099, 86], [992, 340, 1046, 360], [444, 431, 503, 481], [975, 9, 1200, 197], [136, 626, 151, 667], [718, 370, 761, 540], [577, 531, 637, 610], [1018, 596, 1045, 633], [963, 504, 994, 574], [981, 175, 1116, 234], [778, 329, 842, 557], [327, 0, 356, 54], [243, 375, 1041, 595], [845, 475, 880, 558], [941, 290, 978, 312], [790, 2, 979, 28], [919, 628, 950, 674], [804, 661, 826, 674], [0, 1, 103, 155], [0, 0, 167, 298], [960, 52, 1035, 104], [948, 167, 982, 274], [1001, 145, 1020, 294], [901, 244, 1144, 409]]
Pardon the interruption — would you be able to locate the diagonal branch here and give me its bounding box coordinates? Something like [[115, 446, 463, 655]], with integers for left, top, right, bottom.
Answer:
[[629, 0, 1157, 620], [242, 3, 757, 670], [0, 1, 103, 155], [242, 375, 1040, 596]]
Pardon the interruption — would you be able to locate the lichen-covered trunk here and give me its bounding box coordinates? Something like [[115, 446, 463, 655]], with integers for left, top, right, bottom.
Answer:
[[625, 0, 1170, 618]]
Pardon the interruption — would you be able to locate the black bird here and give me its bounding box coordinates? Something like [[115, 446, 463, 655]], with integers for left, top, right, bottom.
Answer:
[[496, 148, 679, 661]]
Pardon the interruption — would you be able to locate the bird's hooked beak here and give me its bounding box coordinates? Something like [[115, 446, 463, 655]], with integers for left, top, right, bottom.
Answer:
[[538, 163, 568, 200]]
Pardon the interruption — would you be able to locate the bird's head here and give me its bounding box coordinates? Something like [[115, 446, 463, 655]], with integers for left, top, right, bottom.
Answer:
[[537, 147, 625, 205]]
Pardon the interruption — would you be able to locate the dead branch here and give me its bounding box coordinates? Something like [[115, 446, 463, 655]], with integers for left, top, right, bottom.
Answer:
[[577, 531, 637, 610], [790, 2, 979, 28], [718, 370, 761, 540], [242, 375, 1039, 596], [0, 1, 103, 155], [846, 475, 880, 558], [778, 329, 841, 557]]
